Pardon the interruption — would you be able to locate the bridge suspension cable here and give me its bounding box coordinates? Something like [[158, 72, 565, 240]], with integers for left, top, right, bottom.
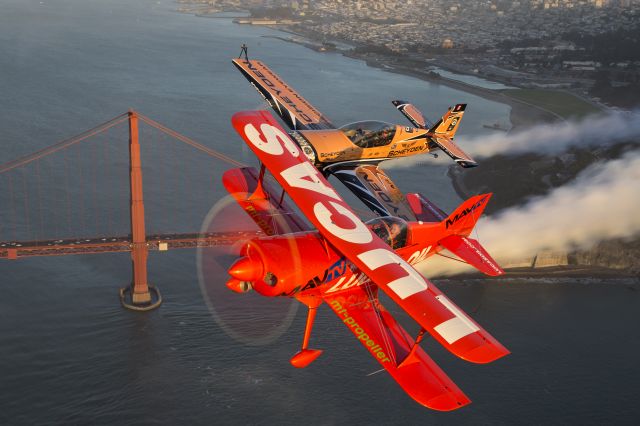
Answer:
[[136, 113, 245, 168], [1, 110, 252, 311], [0, 113, 129, 174]]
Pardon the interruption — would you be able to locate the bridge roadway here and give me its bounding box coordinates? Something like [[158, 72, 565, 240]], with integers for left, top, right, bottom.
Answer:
[[0, 231, 261, 259]]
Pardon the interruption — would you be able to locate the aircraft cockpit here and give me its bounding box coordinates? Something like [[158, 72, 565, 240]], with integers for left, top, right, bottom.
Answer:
[[366, 216, 409, 250], [340, 121, 396, 149]]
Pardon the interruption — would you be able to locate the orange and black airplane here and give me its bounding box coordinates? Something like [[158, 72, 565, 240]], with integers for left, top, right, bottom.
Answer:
[[233, 54, 477, 219]]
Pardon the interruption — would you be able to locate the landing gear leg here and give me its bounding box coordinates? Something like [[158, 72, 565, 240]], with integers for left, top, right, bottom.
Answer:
[[290, 300, 323, 368]]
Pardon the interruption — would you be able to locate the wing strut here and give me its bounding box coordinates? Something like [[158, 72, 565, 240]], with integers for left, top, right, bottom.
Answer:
[[257, 162, 266, 182], [362, 282, 397, 365], [247, 162, 269, 206], [398, 328, 427, 368], [257, 161, 289, 212]]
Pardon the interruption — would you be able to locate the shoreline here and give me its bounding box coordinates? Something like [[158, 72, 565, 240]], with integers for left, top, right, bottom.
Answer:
[[181, 8, 563, 130], [437, 266, 640, 282], [259, 25, 562, 131], [437, 273, 639, 285], [340, 52, 561, 131]]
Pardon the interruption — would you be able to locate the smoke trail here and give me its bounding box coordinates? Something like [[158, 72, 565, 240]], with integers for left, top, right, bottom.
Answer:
[[384, 110, 640, 171], [420, 149, 640, 277], [458, 109, 640, 158]]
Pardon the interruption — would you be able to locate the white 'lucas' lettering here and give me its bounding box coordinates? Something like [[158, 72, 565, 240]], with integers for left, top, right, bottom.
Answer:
[[244, 123, 300, 157], [314, 201, 373, 244], [281, 162, 339, 200], [358, 249, 427, 299]]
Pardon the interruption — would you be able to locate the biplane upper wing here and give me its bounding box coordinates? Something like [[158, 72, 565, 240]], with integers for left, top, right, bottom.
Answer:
[[331, 164, 417, 221], [233, 58, 334, 131], [323, 284, 470, 410], [232, 110, 509, 366]]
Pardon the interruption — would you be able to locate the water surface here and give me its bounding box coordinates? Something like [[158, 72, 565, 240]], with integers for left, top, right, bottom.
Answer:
[[0, 1, 638, 425]]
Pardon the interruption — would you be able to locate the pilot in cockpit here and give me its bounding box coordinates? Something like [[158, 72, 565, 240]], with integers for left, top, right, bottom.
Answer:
[[369, 218, 408, 250]]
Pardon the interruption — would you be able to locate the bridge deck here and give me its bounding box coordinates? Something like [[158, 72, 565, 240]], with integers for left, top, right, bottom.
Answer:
[[0, 232, 261, 259]]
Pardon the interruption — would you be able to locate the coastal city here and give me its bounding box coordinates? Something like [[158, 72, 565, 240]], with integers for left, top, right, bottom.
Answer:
[[180, 0, 640, 108]]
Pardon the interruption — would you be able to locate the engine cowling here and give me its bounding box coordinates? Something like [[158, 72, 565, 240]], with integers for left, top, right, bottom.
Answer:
[[227, 232, 340, 297]]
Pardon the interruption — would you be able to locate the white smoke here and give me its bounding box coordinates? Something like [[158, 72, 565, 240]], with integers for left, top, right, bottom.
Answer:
[[458, 109, 640, 158], [420, 149, 640, 277]]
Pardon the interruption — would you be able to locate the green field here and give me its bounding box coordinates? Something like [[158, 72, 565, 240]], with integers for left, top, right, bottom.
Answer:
[[501, 89, 601, 119]]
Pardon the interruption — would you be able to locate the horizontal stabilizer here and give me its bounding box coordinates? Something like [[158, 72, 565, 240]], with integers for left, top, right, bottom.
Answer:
[[439, 235, 504, 276], [222, 167, 311, 236], [430, 135, 477, 168], [324, 286, 470, 411], [409, 194, 503, 276]]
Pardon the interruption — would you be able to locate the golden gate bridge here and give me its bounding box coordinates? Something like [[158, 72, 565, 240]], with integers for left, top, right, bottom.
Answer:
[[0, 111, 257, 311]]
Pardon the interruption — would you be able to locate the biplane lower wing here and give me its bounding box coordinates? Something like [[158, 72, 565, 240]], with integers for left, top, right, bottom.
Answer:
[[233, 58, 334, 131], [231, 110, 508, 366], [223, 167, 311, 236], [323, 285, 470, 411], [331, 164, 417, 221]]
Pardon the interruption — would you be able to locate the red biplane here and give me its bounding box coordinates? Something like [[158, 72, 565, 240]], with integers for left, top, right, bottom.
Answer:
[[221, 110, 508, 411]]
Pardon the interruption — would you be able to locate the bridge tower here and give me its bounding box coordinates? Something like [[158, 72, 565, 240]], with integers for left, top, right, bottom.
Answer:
[[0, 109, 246, 310], [120, 110, 161, 311]]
